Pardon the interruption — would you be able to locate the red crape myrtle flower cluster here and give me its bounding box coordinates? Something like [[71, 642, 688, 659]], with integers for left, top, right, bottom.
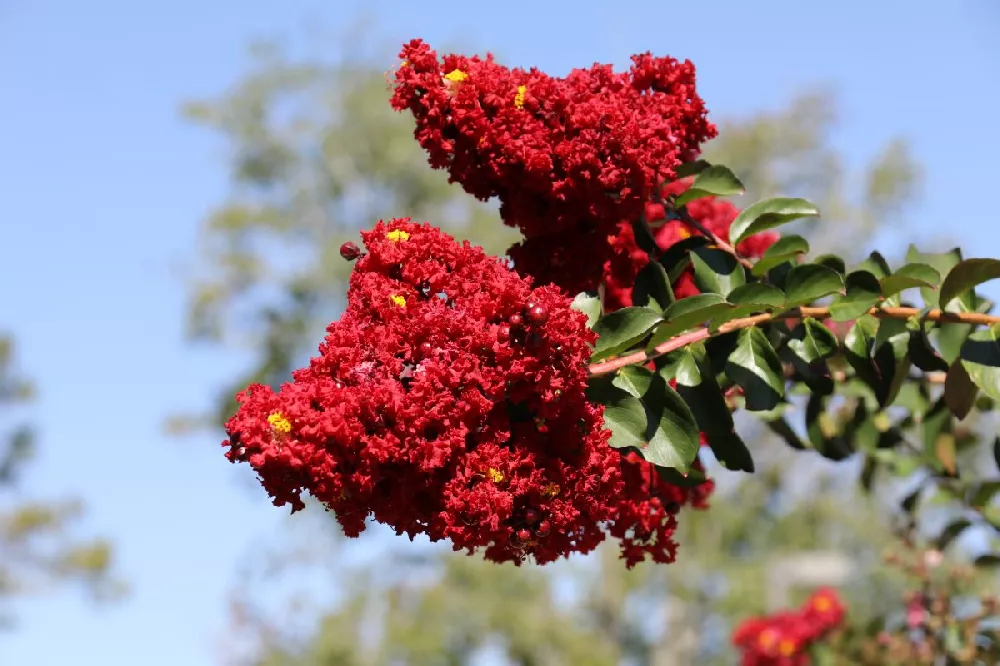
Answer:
[[731, 588, 847, 665], [390, 39, 717, 296], [223, 220, 708, 566]]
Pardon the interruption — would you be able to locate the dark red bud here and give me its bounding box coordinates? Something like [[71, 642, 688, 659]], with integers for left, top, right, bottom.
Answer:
[[497, 324, 511, 341], [535, 520, 551, 537], [517, 528, 532, 542], [526, 303, 549, 325], [420, 341, 434, 355], [509, 313, 523, 327], [339, 242, 362, 260], [524, 509, 539, 525]]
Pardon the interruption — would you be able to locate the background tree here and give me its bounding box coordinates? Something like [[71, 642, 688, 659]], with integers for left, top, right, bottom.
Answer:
[[183, 33, 942, 666], [0, 333, 120, 628]]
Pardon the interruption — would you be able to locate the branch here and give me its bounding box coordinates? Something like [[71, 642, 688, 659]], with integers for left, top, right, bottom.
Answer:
[[588, 306, 1000, 377], [672, 205, 755, 271]]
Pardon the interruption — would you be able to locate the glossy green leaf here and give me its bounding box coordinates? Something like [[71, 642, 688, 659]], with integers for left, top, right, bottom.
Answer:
[[646, 294, 734, 348], [724, 327, 785, 411], [674, 345, 754, 472], [908, 327, 949, 373], [727, 283, 786, 308], [660, 236, 711, 283], [960, 325, 1000, 401], [857, 250, 892, 279], [788, 318, 839, 362], [944, 359, 977, 419], [939, 258, 1000, 309], [750, 234, 809, 277], [632, 261, 674, 313], [654, 465, 708, 487], [674, 164, 745, 206], [612, 365, 656, 398], [729, 197, 820, 247], [689, 246, 746, 297], [829, 270, 881, 321], [673, 160, 711, 179], [880, 262, 940, 297], [592, 307, 663, 360], [783, 264, 845, 307], [812, 253, 846, 275], [906, 245, 963, 306], [571, 291, 602, 329]]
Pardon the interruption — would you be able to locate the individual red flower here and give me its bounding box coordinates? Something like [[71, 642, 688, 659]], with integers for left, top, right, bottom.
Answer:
[[802, 587, 846, 632], [223, 219, 709, 567]]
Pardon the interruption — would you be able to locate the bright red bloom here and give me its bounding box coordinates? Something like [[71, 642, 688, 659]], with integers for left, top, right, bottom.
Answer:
[[391, 40, 715, 241], [223, 219, 708, 566]]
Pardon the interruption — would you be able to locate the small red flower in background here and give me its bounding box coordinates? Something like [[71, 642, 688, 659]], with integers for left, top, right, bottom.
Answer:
[[732, 588, 846, 665], [223, 219, 711, 567]]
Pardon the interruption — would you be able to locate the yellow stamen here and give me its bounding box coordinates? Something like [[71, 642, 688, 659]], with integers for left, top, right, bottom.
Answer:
[[514, 85, 527, 109], [386, 229, 410, 242], [779, 639, 796, 656], [813, 596, 832, 612], [444, 69, 468, 82], [390, 294, 406, 308], [677, 226, 692, 240], [487, 468, 505, 483], [542, 482, 560, 497], [267, 412, 292, 434], [400, 60, 408, 67]]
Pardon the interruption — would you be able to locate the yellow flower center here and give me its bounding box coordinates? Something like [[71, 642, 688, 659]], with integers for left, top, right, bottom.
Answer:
[[267, 412, 292, 434], [514, 85, 527, 109], [390, 294, 406, 308], [813, 596, 832, 612], [487, 468, 505, 483], [542, 482, 560, 497], [444, 69, 468, 82], [676, 226, 691, 240], [386, 229, 410, 242], [778, 639, 796, 656]]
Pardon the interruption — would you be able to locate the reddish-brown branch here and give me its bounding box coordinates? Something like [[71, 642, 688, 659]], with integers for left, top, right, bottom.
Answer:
[[674, 205, 755, 270], [587, 306, 1000, 377]]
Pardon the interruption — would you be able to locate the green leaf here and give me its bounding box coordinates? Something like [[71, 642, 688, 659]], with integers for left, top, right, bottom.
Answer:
[[995, 435, 1000, 473], [674, 345, 754, 472], [788, 318, 839, 362], [654, 465, 708, 487], [766, 416, 808, 450], [727, 283, 786, 309], [960, 325, 1000, 401], [783, 264, 845, 308], [729, 197, 820, 247], [944, 359, 977, 419], [939, 258, 1000, 310], [935, 518, 972, 551], [812, 253, 846, 275], [673, 160, 711, 179], [974, 554, 1000, 568], [906, 245, 963, 306], [689, 246, 746, 297], [857, 251, 892, 280], [591, 372, 700, 471], [571, 291, 602, 328], [592, 307, 663, 361], [631, 217, 658, 255], [830, 270, 881, 321], [967, 480, 1000, 508], [632, 261, 674, 313], [724, 327, 785, 411], [750, 234, 809, 277], [646, 294, 734, 349], [660, 236, 711, 282], [881, 263, 941, 297], [908, 327, 949, 373], [674, 165, 745, 206]]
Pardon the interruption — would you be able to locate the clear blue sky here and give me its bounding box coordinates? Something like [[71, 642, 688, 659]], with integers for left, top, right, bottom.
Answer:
[[1, 1, 998, 664]]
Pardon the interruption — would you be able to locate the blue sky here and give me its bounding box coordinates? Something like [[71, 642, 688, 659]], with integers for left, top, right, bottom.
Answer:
[[1, 1, 999, 664]]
